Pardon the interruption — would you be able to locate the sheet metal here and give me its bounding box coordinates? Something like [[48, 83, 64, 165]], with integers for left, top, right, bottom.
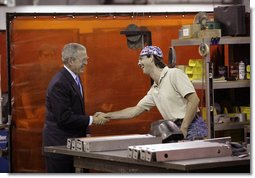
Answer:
[[69, 134, 162, 152], [129, 141, 198, 161], [128, 143, 166, 160], [146, 141, 232, 162], [155, 141, 232, 162], [203, 136, 231, 143], [127, 137, 232, 162]]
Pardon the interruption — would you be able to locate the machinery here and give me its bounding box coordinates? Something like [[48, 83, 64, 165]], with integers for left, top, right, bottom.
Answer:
[[179, 12, 221, 39]]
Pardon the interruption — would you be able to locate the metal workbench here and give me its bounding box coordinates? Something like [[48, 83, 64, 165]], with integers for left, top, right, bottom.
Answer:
[[44, 146, 250, 173]]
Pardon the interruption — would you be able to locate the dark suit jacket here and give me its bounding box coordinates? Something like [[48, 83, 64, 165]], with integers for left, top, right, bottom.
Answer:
[[43, 67, 90, 159]]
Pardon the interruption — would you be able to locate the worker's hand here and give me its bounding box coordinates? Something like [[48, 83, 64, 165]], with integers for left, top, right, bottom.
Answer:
[[95, 112, 112, 119], [180, 126, 188, 139], [92, 113, 109, 125], [94, 112, 104, 117]]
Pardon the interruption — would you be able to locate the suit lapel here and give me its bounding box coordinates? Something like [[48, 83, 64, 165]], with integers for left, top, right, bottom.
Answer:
[[61, 68, 85, 109]]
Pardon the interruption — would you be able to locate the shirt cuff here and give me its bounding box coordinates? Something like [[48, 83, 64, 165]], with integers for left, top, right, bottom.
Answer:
[[89, 116, 93, 125]]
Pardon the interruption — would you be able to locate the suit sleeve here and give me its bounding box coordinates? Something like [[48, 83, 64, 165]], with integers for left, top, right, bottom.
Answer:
[[48, 81, 90, 131]]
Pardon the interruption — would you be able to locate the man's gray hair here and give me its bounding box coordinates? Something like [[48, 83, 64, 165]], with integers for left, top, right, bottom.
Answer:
[[62, 43, 86, 64]]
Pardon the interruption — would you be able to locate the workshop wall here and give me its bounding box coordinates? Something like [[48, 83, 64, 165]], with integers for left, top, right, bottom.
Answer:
[[8, 13, 208, 172]]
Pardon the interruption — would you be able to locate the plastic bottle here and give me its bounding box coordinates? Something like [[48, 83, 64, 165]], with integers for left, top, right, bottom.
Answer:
[[239, 61, 245, 80]]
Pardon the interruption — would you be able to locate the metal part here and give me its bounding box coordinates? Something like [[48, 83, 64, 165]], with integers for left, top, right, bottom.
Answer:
[[132, 146, 143, 159], [140, 148, 148, 160], [128, 144, 152, 160], [69, 134, 162, 152], [150, 120, 184, 142], [203, 136, 231, 144], [128, 137, 232, 162], [71, 139, 77, 150], [127, 146, 135, 158], [207, 61, 215, 138], [129, 142, 184, 161], [194, 12, 208, 30], [66, 138, 75, 149], [198, 42, 209, 57], [155, 142, 232, 162], [145, 142, 194, 162]]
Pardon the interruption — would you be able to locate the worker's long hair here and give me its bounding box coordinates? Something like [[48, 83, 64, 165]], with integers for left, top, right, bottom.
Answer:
[[152, 54, 166, 69]]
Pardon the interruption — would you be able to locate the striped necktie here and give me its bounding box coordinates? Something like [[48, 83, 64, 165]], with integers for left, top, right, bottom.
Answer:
[[75, 76, 83, 96]]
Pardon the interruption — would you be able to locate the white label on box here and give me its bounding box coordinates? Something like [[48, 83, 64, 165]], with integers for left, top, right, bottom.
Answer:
[[183, 28, 190, 37]]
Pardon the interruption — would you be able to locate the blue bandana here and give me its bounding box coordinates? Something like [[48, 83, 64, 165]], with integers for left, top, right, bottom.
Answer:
[[139, 46, 163, 58]]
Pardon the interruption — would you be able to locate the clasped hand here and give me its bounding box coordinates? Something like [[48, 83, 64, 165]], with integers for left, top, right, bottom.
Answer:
[[92, 112, 110, 125]]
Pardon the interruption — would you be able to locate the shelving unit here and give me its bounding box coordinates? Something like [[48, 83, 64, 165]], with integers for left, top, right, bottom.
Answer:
[[171, 36, 250, 139], [192, 80, 250, 89], [214, 121, 250, 131], [172, 36, 250, 46]]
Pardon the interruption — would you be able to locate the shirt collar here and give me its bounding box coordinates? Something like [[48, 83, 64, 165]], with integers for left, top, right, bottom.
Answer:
[[64, 65, 77, 80], [153, 66, 169, 87]]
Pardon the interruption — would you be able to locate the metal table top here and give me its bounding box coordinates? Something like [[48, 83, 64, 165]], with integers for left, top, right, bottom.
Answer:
[[44, 146, 250, 173]]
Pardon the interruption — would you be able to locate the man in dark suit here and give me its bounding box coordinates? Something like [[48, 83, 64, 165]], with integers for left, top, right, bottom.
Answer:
[[42, 43, 109, 173]]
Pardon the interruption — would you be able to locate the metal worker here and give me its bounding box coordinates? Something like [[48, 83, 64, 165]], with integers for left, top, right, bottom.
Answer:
[[98, 46, 207, 140]]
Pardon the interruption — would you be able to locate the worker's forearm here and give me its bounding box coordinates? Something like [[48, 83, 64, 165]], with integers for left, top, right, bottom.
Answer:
[[107, 106, 144, 119], [181, 93, 200, 129]]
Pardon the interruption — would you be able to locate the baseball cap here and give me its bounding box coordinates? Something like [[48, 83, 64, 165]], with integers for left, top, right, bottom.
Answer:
[[139, 46, 163, 58]]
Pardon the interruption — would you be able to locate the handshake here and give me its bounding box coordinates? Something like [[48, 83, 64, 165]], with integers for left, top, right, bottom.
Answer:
[[92, 112, 111, 125]]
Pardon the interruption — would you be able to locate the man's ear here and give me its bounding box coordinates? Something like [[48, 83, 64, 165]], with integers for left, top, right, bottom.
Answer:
[[67, 58, 74, 65], [149, 56, 154, 63]]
